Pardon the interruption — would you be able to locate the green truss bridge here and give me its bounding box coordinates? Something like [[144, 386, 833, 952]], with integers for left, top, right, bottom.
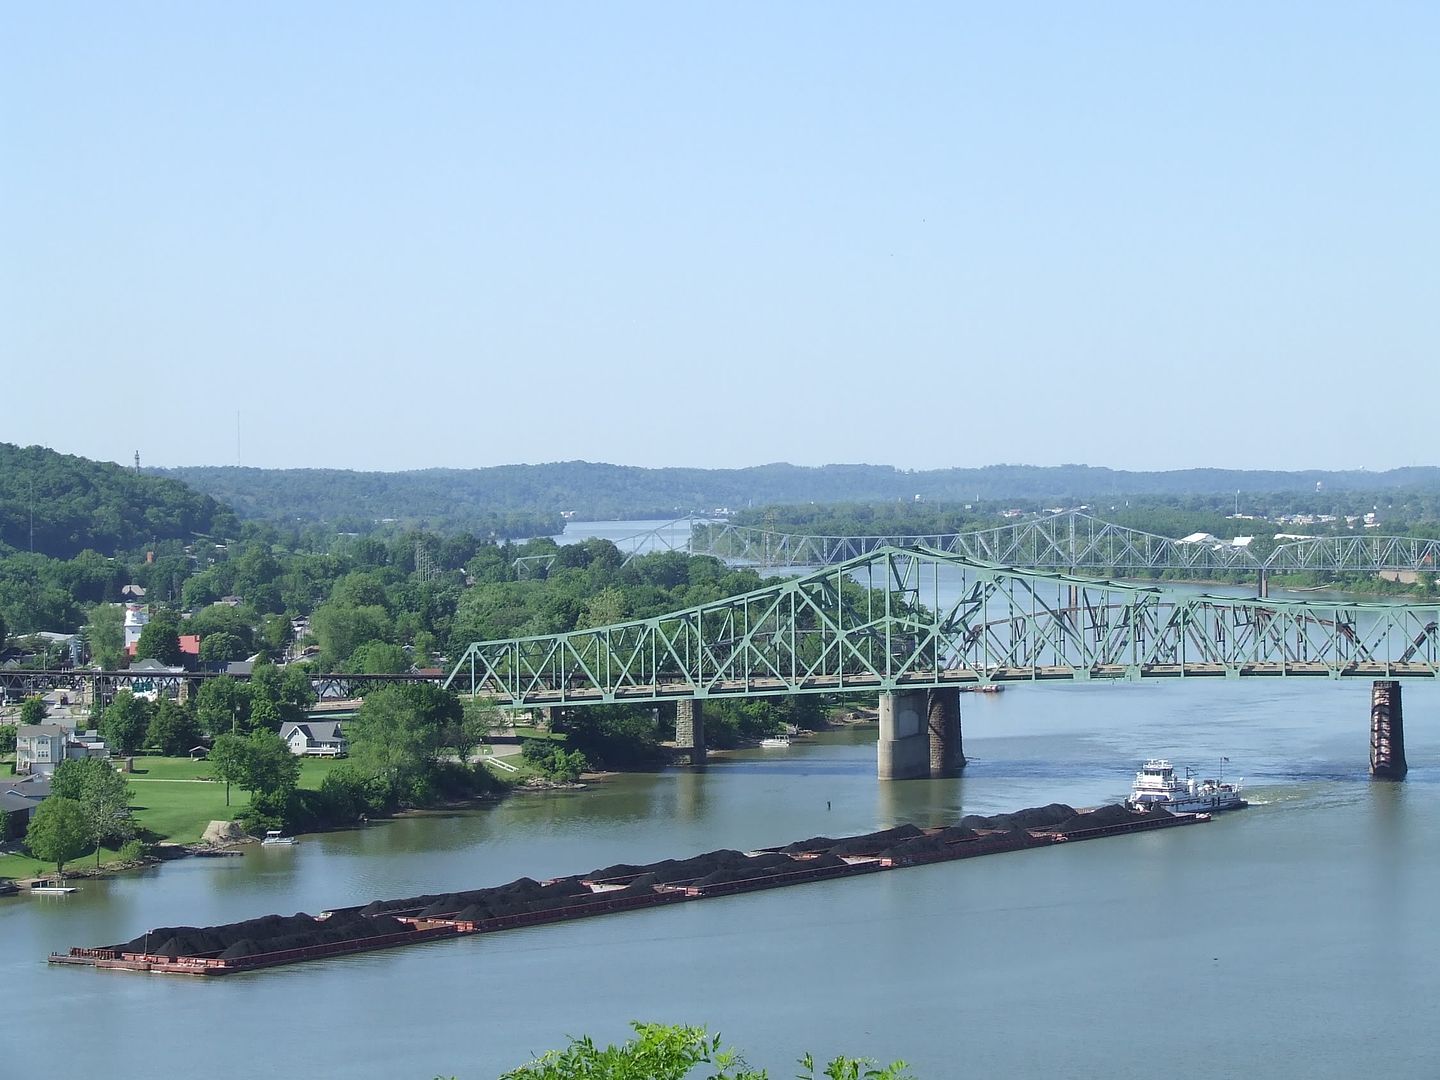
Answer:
[[671, 510, 1440, 591], [448, 546, 1427, 780]]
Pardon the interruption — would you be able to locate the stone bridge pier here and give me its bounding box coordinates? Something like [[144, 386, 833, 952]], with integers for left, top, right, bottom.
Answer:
[[879, 687, 966, 780], [675, 699, 706, 768]]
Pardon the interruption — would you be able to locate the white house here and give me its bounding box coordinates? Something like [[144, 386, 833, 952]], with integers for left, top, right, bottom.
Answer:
[[15, 723, 110, 776], [278, 720, 347, 757], [15, 724, 66, 775]]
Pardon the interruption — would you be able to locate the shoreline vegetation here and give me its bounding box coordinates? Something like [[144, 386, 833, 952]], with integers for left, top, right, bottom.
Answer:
[[4, 439, 1438, 888], [1, 712, 879, 888]]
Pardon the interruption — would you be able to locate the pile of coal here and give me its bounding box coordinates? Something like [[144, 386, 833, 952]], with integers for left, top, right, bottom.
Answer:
[[116, 911, 414, 961], [959, 803, 1076, 832], [1047, 803, 1163, 833]]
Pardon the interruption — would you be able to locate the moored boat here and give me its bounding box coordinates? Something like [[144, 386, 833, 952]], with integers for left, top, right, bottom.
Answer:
[[260, 830, 297, 846], [29, 877, 78, 895], [1127, 758, 1246, 814]]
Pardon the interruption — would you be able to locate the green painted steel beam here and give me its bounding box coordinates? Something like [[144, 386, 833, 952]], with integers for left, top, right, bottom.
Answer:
[[444, 546, 1440, 705]]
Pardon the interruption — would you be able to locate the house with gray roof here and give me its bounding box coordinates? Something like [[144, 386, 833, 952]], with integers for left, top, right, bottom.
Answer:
[[278, 720, 348, 757]]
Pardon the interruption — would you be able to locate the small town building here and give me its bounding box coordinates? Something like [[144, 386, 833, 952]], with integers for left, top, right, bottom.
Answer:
[[15, 724, 109, 777], [278, 720, 348, 757]]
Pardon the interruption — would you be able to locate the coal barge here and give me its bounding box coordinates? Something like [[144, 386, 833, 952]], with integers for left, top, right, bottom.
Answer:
[[50, 801, 1207, 977]]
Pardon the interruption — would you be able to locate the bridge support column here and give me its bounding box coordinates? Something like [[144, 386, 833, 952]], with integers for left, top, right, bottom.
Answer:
[[675, 699, 706, 768], [927, 687, 965, 778], [1258, 570, 1269, 599], [1370, 680, 1408, 780], [878, 690, 930, 780]]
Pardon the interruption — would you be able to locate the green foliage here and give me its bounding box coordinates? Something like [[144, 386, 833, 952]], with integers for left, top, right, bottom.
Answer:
[[134, 607, 183, 665], [311, 601, 392, 667], [317, 763, 389, 820], [51, 757, 135, 865], [99, 690, 152, 754], [345, 684, 457, 804], [117, 838, 148, 863], [146, 697, 201, 756], [18, 696, 47, 726], [0, 442, 236, 560], [553, 704, 667, 769], [209, 729, 301, 816], [247, 662, 315, 731], [449, 698, 500, 763], [0, 726, 15, 755], [86, 602, 126, 669], [193, 676, 251, 738], [197, 631, 247, 663], [24, 796, 91, 873], [159, 464, 563, 536], [348, 640, 410, 674], [520, 739, 588, 782], [492, 1022, 913, 1080]]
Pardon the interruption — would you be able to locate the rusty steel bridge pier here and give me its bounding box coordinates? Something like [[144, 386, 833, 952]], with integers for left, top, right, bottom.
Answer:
[[1369, 680, 1408, 780]]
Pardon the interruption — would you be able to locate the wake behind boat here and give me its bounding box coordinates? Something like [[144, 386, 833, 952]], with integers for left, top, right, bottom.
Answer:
[[1127, 759, 1246, 814]]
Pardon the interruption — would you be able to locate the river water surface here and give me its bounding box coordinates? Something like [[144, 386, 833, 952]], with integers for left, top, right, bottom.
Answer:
[[8, 677, 1437, 1079], [7, 523, 1439, 1077]]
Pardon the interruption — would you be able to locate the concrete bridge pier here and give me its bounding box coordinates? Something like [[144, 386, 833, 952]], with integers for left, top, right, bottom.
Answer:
[[926, 686, 966, 778], [878, 691, 927, 780], [675, 699, 706, 768], [1370, 680, 1408, 780]]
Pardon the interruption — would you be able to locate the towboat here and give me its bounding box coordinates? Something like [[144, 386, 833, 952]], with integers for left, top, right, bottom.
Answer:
[[260, 831, 297, 846], [1127, 759, 1246, 814]]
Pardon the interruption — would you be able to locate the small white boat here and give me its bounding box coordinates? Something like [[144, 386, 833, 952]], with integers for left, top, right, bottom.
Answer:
[[759, 737, 791, 749], [1128, 758, 1246, 814], [260, 830, 297, 846], [29, 878, 77, 895]]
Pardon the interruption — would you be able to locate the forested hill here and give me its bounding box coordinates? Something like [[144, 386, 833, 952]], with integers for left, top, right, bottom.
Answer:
[[0, 443, 238, 559], [161, 461, 1440, 523]]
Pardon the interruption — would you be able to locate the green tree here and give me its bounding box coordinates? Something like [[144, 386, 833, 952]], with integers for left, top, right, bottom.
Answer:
[[449, 698, 501, 763], [208, 733, 246, 806], [24, 796, 91, 874], [99, 690, 151, 754], [238, 729, 302, 796], [18, 696, 47, 726], [197, 632, 247, 664], [208, 730, 301, 812], [348, 640, 411, 674], [146, 697, 200, 756], [86, 602, 126, 670], [344, 684, 460, 803], [194, 676, 251, 738], [248, 662, 315, 731], [311, 600, 392, 667], [134, 607, 183, 665], [0, 726, 16, 755], [52, 758, 135, 867]]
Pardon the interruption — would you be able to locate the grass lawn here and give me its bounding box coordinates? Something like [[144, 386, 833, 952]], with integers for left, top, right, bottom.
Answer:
[[1, 755, 346, 880]]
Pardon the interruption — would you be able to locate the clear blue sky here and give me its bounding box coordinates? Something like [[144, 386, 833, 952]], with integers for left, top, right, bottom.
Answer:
[[3, 3, 1436, 473]]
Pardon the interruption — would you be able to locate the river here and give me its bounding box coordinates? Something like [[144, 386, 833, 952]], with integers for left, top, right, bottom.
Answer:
[[7, 524, 1438, 1078]]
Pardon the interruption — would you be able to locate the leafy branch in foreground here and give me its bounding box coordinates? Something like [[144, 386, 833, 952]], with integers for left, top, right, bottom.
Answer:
[[442, 1021, 913, 1079]]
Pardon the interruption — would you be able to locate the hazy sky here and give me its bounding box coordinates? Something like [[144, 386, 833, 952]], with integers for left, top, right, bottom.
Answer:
[[4, 4, 1436, 473]]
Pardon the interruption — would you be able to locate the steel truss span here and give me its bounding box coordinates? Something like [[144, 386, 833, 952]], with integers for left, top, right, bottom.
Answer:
[[445, 547, 1440, 706], [682, 511, 1440, 575]]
